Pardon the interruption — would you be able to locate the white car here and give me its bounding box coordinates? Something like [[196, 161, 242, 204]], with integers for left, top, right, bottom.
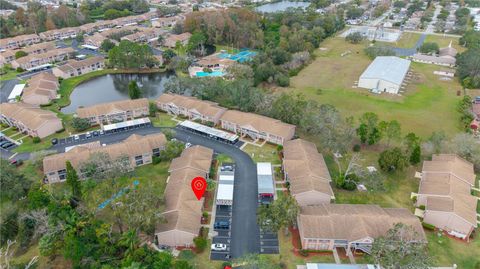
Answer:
[[74, 135, 80, 141], [211, 243, 227, 251], [185, 142, 192, 148]]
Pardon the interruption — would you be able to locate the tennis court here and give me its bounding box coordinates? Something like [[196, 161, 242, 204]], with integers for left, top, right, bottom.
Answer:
[[218, 50, 257, 63]]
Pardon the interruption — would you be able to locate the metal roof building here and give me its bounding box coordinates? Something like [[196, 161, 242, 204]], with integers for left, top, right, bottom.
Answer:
[[358, 56, 411, 94], [257, 162, 275, 197]]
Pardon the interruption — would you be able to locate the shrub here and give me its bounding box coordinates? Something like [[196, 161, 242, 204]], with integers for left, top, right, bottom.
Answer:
[[411, 196, 417, 203], [221, 262, 233, 268], [193, 236, 207, 253], [353, 144, 361, 152], [152, 156, 161, 164], [418, 205, 426, 210], [299, 249, 309, 256], [32, 137, 41, 143], [346, 32, 364, 44], [342, 180, 357, 191], [364, 45, 395, 59], [16, 67, 25, 72], [71, 117, 90, 132], [422, 222, 436, 230], [55, 128, 65, 133], [378, 147, 408, 172]]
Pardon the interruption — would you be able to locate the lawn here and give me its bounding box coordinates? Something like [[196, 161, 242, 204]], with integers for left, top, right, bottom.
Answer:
[[151, 112, 178, 127], [0, 67, 20, 81], [424, 34, 465, 52], [391, 32, 423, 48], [242, 143, 281, 164], [426, 230, 480, 268], [290, 37, 463, 138]]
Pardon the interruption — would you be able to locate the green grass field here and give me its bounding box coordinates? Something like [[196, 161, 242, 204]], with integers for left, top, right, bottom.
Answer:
[[290, 37, 463, 138], [242, 143, 281, 164], [151, 112, 178, 127]]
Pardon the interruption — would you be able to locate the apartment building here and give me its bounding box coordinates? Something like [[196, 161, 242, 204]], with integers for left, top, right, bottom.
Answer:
[[164, 33, 192, 48], [414, 154, 478, 240], [0, 41, 56, 66], [298, 204, 426, 254], [52, 56, 105, 79], [85, 33, 108, 48], [76, 98, 149, 125], [22, 72, 59, 105], [283, 139, 334, 206], [43, 133, 167, 183], [10, 47, 75, 70], [0, 50, 15, 66], [156, 145, 213, 247], [157, 94, 227, 124], [152, 17, 179, 28], [80, 21, 116, 34], [121, 28, 166, 43], [0, 102, 63, 138], [0, 34, 41, 50], [220, 110, 296, 145], [39, 27, 80, 41]]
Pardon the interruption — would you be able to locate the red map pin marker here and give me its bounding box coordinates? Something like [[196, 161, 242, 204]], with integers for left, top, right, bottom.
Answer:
[[191, 176, 207, 200]]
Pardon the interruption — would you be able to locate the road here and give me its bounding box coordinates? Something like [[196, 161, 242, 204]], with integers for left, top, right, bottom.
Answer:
[[391, 33, 427, 56], [2, 125, 261, 259], [425, 4, 442, 34], [0, 79, 19, 103]]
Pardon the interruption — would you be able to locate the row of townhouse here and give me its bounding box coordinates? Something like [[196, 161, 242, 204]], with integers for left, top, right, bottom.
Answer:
[[52, 56, 105, 79], [11, 47, 75, 70], [0, 102, 63, 138], [156, 93, 296, 145], [84, 26, 138, 48], [164, 32, 192, 48], [121, 28, 167, 43], [155, 145, 214, 247], [79, 21, 117, 34], [39, 27, 81, 41], [0, 41, 56, 66], [414, 154, 478, 240], [76, 98, 149, 126], [22, 72, 59, 105], [42, 133, 167, 183], [0, 34, 41, 50]]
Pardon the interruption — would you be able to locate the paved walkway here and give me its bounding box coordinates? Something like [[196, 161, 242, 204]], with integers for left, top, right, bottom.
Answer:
[[332, 248, 341, 264]]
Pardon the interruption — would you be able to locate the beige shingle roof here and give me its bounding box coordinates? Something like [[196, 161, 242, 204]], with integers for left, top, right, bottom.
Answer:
[[157, 94, 227, 119], [22, 72, 59, 102], [168, 145, 214, 174], [56, 56, 105, 73], [42, 133, 166, 173], [13, 47, 75, 66], [422, 154, 476, 186], [298, 204, 426, 242], [220, 110, 296, 139], [77, 98, 149, 118], [283, 139, 333, 198], [0, 102, 61, 130]]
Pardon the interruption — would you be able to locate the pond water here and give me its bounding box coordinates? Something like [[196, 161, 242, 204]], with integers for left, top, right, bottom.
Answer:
[[255, 1, 310, 13], [61, 72, 175, 114]]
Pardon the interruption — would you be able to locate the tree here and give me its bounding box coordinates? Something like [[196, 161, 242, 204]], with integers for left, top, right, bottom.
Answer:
[[193, 236, 207, 252], [456, 48, 480, 88], [66, 161, 82, 199], [357, 112, 382, 145], [371, 223, 431, 268], [410, 145, 421, 165], [378, 147, 408, 172], [257, 195, 299, 234], [393, 1, 406, 8], [14, 50, 28, 59], [379, 120, 401, 146], [364, 45, 395, 59], [418, 42, 439, 54], [76, 31, 85, 43], [79, 152, 132, 181], [186, 31, 207, 55], [71, 117, 90, 131], [0, 159, 31, 201], [460, 30, 480, 49], [160, 140, 184, 161], [346, 7, 364, 19], [100, 39, 116, 52], [128, 81, 141, 99], [345, 32, 364, 44], [162, 49, 177, 64], [108, 40, 155, 69]]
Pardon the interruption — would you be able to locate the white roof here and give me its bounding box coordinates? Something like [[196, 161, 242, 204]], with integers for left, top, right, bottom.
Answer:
[[217, 184, 234, 201], [360, 56, 411, 85], [7, 84, 25, 101], [179, 120, 239, 142], [217, 171, 234, 204], [103, 117, 151, 131], [257, 162, 272, 175], [219, 174, 234, 182]]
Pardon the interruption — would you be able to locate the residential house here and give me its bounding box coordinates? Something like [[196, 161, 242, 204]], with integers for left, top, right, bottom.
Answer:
[[0, 34, 41, 50], [43, 133, 167, 183], [156, 94, 227, 124], [156, 145, 213, 247], [152, 17, 179, 28], [220, 110, 296, 145], [10, 47, 75, 70], [52, 56, 105, 78], [164, 33, 192, 48], [39, 27, 80, 41], [76, 98, 150, 125], [22, 72, 59, 105], [297, 204, 426, 253], [414, 154, 478, 240], [0, 102, 63, 138], [282, 139, 334, 206]]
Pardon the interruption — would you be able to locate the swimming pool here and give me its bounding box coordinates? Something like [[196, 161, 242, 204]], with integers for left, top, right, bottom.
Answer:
[[196, 71, 224, 77]]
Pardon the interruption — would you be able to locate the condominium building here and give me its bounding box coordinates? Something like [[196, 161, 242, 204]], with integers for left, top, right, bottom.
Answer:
[[220, 110, 296, 145], [0, 42, 56, 66], [157, 94, 227, 124], [0, 34, 41, 50], [39, 27, 80, 41], [121, 28, 166, 43], [0, 102, 63, 138], [52, 56, 105, 79], [43, 133, 167, 183], [156, 146, 214, 247], [414, 154, 478, 240], [76, 98, 150, 125], [283, 139, 334, 205], [22, 72, 59, 105], [10, 47, 75, 70], [164, 33, 192, 48]]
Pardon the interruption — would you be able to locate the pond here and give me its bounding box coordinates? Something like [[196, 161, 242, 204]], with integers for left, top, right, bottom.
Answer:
[[255, 1, 310, 13], [61, 72, 175, 114]]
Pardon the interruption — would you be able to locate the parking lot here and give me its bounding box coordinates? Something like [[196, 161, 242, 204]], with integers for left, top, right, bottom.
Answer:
[[210, 205, 233, 261]]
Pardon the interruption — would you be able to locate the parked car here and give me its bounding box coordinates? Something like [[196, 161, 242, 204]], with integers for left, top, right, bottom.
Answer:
[[0, 141, 11, 147], [86, 132, 92, 138], [211, 243, 227, 251], [74, 135, 79, 141], [1, 142, 14, 149], [99, 130, 104, 135], [51, 138, 58, 145], [185, 142, 192, 148], [93, 131, 99, 136], [214, 221, 230, 230]]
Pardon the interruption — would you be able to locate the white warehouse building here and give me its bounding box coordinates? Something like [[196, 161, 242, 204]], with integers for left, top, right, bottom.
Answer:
[[358, 56, 411, 94]]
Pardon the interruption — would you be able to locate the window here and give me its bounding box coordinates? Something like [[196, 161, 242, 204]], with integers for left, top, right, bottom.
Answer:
[[135, 155, 142, 161], [153, 148, 160, 157]]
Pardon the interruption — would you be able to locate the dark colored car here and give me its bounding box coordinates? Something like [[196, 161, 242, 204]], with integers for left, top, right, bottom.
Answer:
[[51, 138, 58, 145], [1, 142, 13, 149], [93, 131, 99, 136], [214, 221, 230, 229]]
